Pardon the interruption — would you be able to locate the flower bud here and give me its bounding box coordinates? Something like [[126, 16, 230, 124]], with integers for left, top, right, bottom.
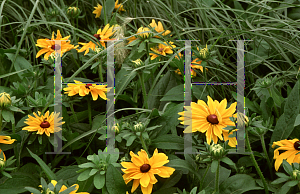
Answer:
[[133, 122, 145, 132], [198, 44, 209, 60], [0, 92, 11, 108], [0, 158, 5, 169], [46, 188, 55, 194], [132, 59, 143, 68], [137, 27, 151, 38], [209, 144, 226, 159], [292, 169, 300, 180], [67, 7, 81, 18]]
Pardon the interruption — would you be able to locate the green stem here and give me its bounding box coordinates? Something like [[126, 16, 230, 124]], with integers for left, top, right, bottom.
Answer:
[[138, 73, 148, 109], [146, 41, 150, 58], [260, 135, 273, 180], [41, 97, 54, 115], [0, 110, 2, 133], [200, 164, 210, 190], [246, 131, 269, 194], [87, 98, 92, 127], [98, 60, 104, 83], [11, 112, 15, 134], [214, 160, 220, 193], [140, 133, 149, 155], [70, 54, 87, 79], [70, 103, 79, 123]]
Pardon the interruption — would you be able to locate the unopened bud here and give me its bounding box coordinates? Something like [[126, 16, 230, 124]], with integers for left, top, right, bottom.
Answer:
[[0, 92, 11, 108]]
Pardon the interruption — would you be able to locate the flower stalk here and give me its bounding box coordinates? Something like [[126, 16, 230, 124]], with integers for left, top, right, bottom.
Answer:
[[214, 159, 220, 193], [246, 131, 269, 194], [138, 72, 148, 109], [260, 134, 273, 179], [139, 133, 149, 156]]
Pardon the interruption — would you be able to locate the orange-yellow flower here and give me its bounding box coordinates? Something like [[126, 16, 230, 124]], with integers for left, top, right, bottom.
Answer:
[[93, 24, 116, 48], [93, 4, 102, 18], [36, 30, 77, 60], [114, 0, 125, 12], [272, 139, 300, 171], [22, 111, 64, 137], [121, 149, 175, 194], [127, 27, 151, 45], [77, 41, 99, 55], [150, 41, 176, 60], [31, 180, 89, 194], [0, 135, 16, 144], [178, 96, 237, 145], [63, 80, 110, 101], [149, 19, 171, 37]]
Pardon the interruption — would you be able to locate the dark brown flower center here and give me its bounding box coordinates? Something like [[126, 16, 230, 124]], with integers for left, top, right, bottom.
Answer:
[[94, 34, 100, 39], [294, 141, 300, 150], [85, 84, 93, 89], [140, 164, 151, 173], [40, 121, 50, 128], [51, 44, 61, 50], [158, 48, 164, 52], [207, 114, 219, 124]]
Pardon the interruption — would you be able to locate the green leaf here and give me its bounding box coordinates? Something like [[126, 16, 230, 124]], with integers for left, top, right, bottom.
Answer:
[[160, 170, 182, 189], [282, 160, 293, 175], [150, 102, 184, 137], [89, 169, 99, 176], [92, 114, 106, 131], [219, 174, 263, 194], [78, 162, 97, 169], [26, 148, 56, 180], [1, 110, 14, 123], [294, 114, 300, 127], [24, 187, 41, 194], [126, 135, 136, 146], [198, 166, 231, 190], [211, 160, 218, 173], [56, 166, 81, 186], [94, 173, 105, 189], [106, 164, 128, 194], [149, 38, 168, 45], [151, 134, 184, 150], [271, 80, 300, 144], [107, 148, 120, 163], [152, 187, 178, 194], [220, 157, 236, 170], [5, 53, 32, 79], [77, 169, 92, 181], [1, 171, 12, 178], [166, 159, 200, 180], [138, 41, 146, 53], [271, 177, 290, 185], [160, 84, 184, 102]]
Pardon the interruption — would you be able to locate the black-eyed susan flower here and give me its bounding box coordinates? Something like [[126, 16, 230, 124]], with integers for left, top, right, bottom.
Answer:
[[93, 24, 116, 48], [0, 136, 16, 144], [178, 96, 237, 145], [36, 30, 77, 60], [0, 92, 11, 108], [148, 19, 171, 37], [22, 111, 64, 137], [93, 4, 102, 18], [31, 180, 89, 194], [77, 41, 100, 55], [150, 41, 176, 60], [127, 27, 151, 44], [114, 0, 125, 12], [63, 80, 110, 101], [121, 149, 175, 194], [272, 139, 300, 171]]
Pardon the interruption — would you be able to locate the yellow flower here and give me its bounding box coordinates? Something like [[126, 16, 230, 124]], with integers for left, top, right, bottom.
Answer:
[[121, 149, 175, 194], [114, 0, 125, 12], [22, 111, 65, 137], [272, 139, 300, 171], [148, 19, 171, 37], [63, 80, 110, 101], [178, 96, 237, 145], [127, 27, 151, 44], [0, 92, 11, 108], [0, 149, 6, 168], [32, 180, 89, 194], [222, 129, 238, 147], [36, 30, 77, 60], [77, 41, 99, 55], [150, 41, 176, 60], [0, 135, 16, 144], [93, 4, 102, 18], [94, 24, 116, 48], [198, 45, 209, 60]]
